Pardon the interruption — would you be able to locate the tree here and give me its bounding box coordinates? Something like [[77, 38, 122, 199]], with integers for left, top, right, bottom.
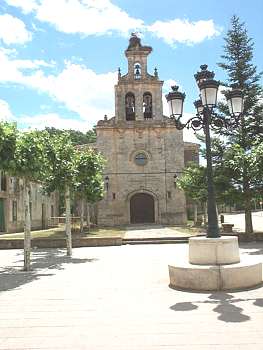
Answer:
[[74, 149, 104, 233], [177, 164, 207, 224], [178, 162, 241, 223], [0, 121, 17, 171], [217, 15, 263, 234], [13, 130, 48, 271], [43, 132, 77, 256], [45, 127, 96, 145], [0, 122, 17, 232]]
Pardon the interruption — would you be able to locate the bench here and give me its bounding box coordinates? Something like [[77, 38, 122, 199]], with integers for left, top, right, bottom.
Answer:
[[222, 223, 234, 233]]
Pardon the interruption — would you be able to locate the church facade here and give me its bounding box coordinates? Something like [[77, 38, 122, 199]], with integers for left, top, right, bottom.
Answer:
[[94, 34, 198, 226]]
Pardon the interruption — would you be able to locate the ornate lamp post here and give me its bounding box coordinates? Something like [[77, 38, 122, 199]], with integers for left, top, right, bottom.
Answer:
[[166, 64, 244, 238]]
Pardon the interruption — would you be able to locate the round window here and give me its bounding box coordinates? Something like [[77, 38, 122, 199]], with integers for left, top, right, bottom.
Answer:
[[134, 152, 148, 166]]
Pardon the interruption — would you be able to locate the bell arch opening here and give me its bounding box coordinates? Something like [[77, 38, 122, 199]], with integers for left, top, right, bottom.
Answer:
[[143, 92, 152, 119], [125, 92, 135, 121]]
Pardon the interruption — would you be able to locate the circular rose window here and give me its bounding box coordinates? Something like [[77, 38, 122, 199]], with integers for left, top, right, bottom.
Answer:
[[134, 152, 148, 166]]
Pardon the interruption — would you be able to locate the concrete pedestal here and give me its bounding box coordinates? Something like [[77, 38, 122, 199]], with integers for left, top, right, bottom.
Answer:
[[169, 236, 262, 291], [189, 236, 240, 265]]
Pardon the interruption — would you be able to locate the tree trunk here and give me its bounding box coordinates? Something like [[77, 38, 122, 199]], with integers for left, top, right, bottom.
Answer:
[[243, 177, 253, 235], [216, 203, 219, 216], [65, 186, 72, 256], [86, 203, 90, 233], [24, 179, 31, 271], [80, 198, 84, 234], [193, 203, 198, 225], [203, 201, 208, 225], [240, 114, 253, 235]]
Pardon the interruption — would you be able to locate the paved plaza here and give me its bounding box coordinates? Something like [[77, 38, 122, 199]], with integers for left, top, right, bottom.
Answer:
[[1, 242, 263, 349], [224, 211, 263, 232]]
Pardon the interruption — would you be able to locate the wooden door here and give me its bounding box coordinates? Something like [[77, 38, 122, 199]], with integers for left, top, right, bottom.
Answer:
[[130, 193, 155, 224]]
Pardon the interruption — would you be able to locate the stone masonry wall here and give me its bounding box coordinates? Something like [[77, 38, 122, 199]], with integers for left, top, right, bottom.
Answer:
[[96, 120, 187, 226]]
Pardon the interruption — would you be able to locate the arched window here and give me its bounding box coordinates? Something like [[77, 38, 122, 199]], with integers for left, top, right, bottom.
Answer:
[[125, 92, 135, 121], [134, 62, 141, 80], [143, 92, 152, 119]]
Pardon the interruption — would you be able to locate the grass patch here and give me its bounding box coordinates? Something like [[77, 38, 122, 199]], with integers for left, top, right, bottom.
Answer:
[[0, 226, 125, 240], [83, 227, 126, 238], [169, 225, 205, 235]]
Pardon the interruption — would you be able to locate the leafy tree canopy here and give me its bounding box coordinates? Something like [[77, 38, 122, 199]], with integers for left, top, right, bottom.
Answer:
[[74, 149, 105, 203], [178, 162, 241, 206], [12, 129, 48, 182], [0, 121, 17, 171], [44, 127, 96, 145], [43, 132, 77, 194]]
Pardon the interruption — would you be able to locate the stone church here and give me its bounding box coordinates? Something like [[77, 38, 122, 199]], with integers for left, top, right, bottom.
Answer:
[[93, 34, 198, 226]]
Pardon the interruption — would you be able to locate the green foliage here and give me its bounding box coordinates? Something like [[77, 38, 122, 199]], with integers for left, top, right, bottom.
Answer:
[[216, 15, 263, 232], [177, 163, 207, 203], [12, 129, 48, 182], [0, 121, 17, 171], [178, 162, 241, 206], [218, 15, 263, 142], [43, 132, 77, 194], [45, 127, 96, 145], [74, 149, 105, 202], [43, 132, 105, 202]]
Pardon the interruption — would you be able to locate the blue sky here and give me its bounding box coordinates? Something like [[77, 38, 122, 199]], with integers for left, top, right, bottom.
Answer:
[[0, 0, 262, 142]]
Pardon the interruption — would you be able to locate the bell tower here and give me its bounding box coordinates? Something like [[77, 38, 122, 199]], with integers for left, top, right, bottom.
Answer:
[[115, 34, 164, 121]]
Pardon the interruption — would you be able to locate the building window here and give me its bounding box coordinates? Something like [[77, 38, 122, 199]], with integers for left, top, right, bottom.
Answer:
[[12, 201, 17, 222], [0, 172, 7, 191], [134, 152, 148, 166], [112, 193, 116, 200], [143, 92, 152, 119], [29, 202, 32, 219], [134, 62, 141, 80], [167, 191, 171, 199], [51, 205, 54, 218], [125, 92, 135, 121], [11, 177, 19, 193]]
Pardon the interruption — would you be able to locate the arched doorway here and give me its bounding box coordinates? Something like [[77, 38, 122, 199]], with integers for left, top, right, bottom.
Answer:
[[130, 193, 155, 224]]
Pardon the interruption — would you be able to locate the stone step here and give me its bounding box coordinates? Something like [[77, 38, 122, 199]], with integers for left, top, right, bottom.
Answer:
[[123, 238, 188, 245]]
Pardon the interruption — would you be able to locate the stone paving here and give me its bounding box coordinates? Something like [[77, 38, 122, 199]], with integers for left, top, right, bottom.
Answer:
[[124, 225, 191, 239], [1, 243, 263, 349], [223, 211, 263, 232]]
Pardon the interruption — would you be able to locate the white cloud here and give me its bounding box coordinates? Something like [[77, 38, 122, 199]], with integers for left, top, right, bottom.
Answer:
[[0, 99, 14, 121], [148, 19, 221, 46], [5, 0, 144, 37], [36, 0, 144, 37], [20, 113, 89, 130], [25, 62, 117, 125], [4, 1, 222, 47], [0, 49, 116, 127], [0, 48, 56, 83], [0, 14, 32, 45], [4, 0, 39, 14]]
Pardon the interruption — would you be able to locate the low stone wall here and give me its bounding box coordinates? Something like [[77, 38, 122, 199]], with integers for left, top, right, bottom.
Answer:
[[0, 237, 122, 250]]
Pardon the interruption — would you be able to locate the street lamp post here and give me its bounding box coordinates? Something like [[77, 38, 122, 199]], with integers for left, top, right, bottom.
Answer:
[[166, 64, 244, 238]]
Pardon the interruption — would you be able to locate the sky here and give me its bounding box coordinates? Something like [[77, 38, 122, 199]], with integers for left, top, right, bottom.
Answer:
[[0, 0, 262, 143]]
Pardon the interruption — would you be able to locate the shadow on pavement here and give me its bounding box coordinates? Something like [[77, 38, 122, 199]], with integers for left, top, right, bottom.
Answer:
[[0, 248, 97, 293], [240, 242, 263, 255], [170, 292, 263, 323], [170, 302, 198, 311]]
